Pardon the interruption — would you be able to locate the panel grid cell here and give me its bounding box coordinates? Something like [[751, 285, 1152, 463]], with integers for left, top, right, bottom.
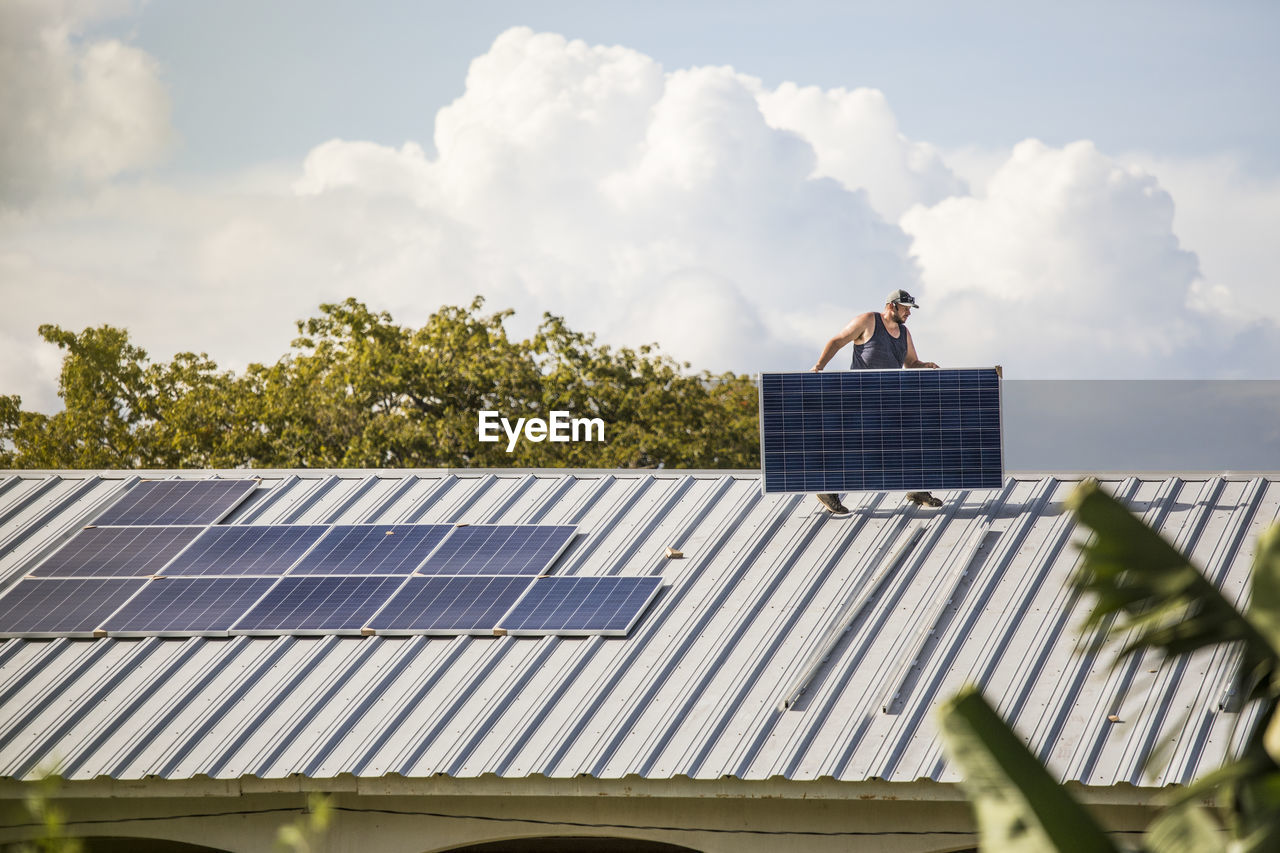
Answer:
[[31, 526, 204, 578], [500, 576, 663, 636], [759, 367, 1003, 494], [289, 525, 452, 575], [417, 525, 577, 576], [370, 575, 534, 635], [0, 578, 146, 637], [91, 479, 257, 526], [163, 525, 327, 576]]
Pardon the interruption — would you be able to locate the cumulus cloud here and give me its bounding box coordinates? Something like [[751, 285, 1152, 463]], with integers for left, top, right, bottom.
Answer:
[[1130, 154, 1280, 324], [0, 0, 171, 205], [902, 139, 1206, 376], [754, 83, 967, 221], [3, 23, 1273, 414], [296, 28, 918, 369]]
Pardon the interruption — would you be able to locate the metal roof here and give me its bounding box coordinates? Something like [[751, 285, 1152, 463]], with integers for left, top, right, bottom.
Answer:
[[0, 469, 1274, 788]]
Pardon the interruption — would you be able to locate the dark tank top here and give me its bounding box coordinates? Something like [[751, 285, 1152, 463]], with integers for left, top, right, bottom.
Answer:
[[851, 313, 907, 369]]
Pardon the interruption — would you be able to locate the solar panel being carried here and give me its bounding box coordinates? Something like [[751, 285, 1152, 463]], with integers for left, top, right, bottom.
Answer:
[[759, 367, 1003, 494], [91, 479, 258, 526], [30, 526, 203, 577], [289, 524, 452, 575], [164, 525, 327, 576], [417, 525, 577, 576], [500, 576, 663, 636], [0, 578, 145, 637]]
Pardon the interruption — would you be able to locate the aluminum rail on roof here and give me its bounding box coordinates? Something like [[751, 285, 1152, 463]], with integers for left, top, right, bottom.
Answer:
[[0, 469, 1276, 787]]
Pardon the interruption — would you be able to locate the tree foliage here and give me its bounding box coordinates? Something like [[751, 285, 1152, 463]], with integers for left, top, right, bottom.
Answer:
[[1, 298, 760, 470], [938, 480, 1280, 852]]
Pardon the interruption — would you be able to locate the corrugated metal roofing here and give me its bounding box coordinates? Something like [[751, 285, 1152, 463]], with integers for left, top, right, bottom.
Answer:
[[0, 469, 1275, 788]]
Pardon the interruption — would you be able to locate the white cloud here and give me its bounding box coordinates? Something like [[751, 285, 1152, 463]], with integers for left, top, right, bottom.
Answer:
[[754, 83, 967, 221], [901, 139, 1205, 376], [295, 28, 918, 370], [0, 0, 171, 206], [1128, 154, 1280, 323], [4, 24, 1276, 416]]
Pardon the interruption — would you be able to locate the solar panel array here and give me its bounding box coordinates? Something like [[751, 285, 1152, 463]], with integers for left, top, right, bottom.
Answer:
[[0, 483, 661, 639], [759, 367, 1004, 494]]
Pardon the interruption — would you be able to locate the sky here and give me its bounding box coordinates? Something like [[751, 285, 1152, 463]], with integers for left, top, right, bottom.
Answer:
[[3, 0, 1280, 416]]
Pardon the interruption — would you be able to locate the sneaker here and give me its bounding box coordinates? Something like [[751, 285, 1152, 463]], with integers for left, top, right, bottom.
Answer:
[[816, 493, 850, 514], [906, 491, 943, 508]]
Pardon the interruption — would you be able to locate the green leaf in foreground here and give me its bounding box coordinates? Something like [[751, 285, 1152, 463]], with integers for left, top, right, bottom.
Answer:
[[1067, 480, 1279, 702], [1145, 805, 1225, 853], [938, 686, 1119, 853]]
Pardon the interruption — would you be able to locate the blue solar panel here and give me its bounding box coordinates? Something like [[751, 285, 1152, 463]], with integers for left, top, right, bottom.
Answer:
[[30, 526, 203, 577], [231, 576, 407, 634], [289, 524, 452, 575], [500, 576, 663, 636], [102, 577, 277, 635], [369, 575, 533, 635], [417, 525, 577, 576], [92, 479, 257, 525], [759, 368, 1003, 494], [163, 525, 327, 576], [0, 578, 145, 637]]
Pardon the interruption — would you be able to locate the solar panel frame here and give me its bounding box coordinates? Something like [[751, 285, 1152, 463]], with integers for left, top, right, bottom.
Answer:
[[416, 524, 578, 576], [0, 578, 147, 638], [288, 524, 453, 576], [499, 576, 664, 637], [230, 575, 410, 636], [101, 577, 279, 637], [368, 575, 535, 635], [90, 479, 258, 526], [28, 526, 205, 578], [161, 525, 329, 576], [758, 367, 1004, 494]]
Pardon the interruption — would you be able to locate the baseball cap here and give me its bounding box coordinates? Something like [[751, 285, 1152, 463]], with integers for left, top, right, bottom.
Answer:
[[886, 289, 919, 308]]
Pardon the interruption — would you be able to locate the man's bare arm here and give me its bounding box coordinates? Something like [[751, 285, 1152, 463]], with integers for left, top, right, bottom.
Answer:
[[903, 328, 939, 369], [813, 313, 875, 371]]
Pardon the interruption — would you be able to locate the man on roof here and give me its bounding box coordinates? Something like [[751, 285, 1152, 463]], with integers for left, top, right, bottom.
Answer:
[[811, 288, 942, 515]]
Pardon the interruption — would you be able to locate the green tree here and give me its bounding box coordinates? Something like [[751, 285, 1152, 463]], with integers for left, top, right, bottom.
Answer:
[[2, 325, 149, 468], [138, 352, 247, 468], [1, 298, 761, 470], [938, 480, 1280, 852], [523, 313, 757, 468]]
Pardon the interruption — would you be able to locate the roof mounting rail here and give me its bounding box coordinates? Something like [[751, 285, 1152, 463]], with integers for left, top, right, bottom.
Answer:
[[880, 520, 995, 714], [779, 521, 928, 711]]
